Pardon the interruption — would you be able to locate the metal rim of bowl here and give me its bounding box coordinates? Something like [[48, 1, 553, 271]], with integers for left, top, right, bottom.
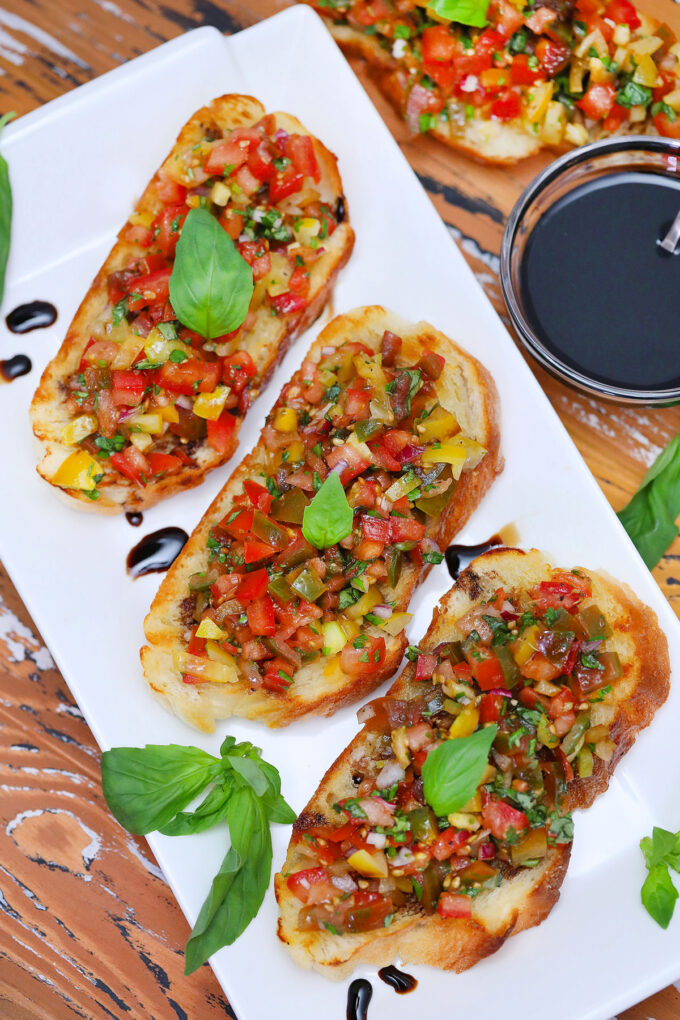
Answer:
[[500, 135, 680, 406]]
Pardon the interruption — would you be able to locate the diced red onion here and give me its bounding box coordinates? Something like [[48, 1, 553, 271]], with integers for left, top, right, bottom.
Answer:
[[331, 873, 358, 893], [274, 129, 289, 145], [371, 604, 393, 621], [487, 688, 512, 698], [176, 394, 193, 409], [359, 797, 396, 826], [117, 405, 138, 422], [581, 639, 602, 654], [392, 846, 415, 867], [481, 605, 502, 619], [329, 459, 348, 478], [375, 760, 405, 789], [478, 841, 495, 860], [398, 443, 425, 464], [366, 832, 387, 850]]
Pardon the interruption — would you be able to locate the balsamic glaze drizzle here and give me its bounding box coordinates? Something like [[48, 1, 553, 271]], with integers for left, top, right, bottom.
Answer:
[[445, 535, 503, 579], [125, 511, 144, 527], [6, 300, 57, 334], [126, 527, 188, 579], [346, 978, 372, 1020], [1, 354, 31, 381], [377, 965, 418, 994]]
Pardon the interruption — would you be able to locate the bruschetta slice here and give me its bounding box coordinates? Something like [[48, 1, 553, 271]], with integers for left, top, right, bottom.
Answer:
[[30, 94, 354, 511], [305, 0, 680, 164], [275, 548, 669, 977], [141, 306, 502, 731]]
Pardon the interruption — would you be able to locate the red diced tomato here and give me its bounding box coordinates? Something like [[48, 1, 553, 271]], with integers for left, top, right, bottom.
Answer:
[[368, 438, 402, 472], [432, 828, 470, 861], [490, 89, 521, 121], [287, 134, 320, 182], [268, 164, 304, 203], [481, 793, 529, 840], [206, 409, 238, 455], [604, 0, 640, 27], [151, 205, 187, 259], [577, 83, 617, 121], [511, 53, 543, 85], [222, 350, 257, 392], [344, 387, 372, 421], [247, 595, 276, 636], [340, 636, 386, 677], [437, 892, 472, 918], [146, 452, 182, 475], [204, 139, 249, 176], [111, 370, 145, 397], [489, 0, 524, 36], [221, 508, 254, 538], [126, 268, 171, 311], [361, 514, 391, 544], [470, 652, 505, 691], [479, 692, 507, 724], [243, 538, 275, 564], [520, 652, 562, 682], [247, 140, 276, 182], [244, 479, 274, 513], [157, 359, 221, 395], [269, 291, 307, 315], [157, 177, 186, 204], [110, 446, 150, 485], [388, 517, 426, 543], [286, 867, 334, 904], [187, 625, 206, 657], [209, 574, 240, 605], [123, 223, 153, 247], [237, 568, 270, 602], [262, 656, 295, 691], [415, 654, 438, 681], [535, 38, 570, 75], [327, 444, 370, 486], [548, 686, 575, 720], [654, 111, 680, 138]]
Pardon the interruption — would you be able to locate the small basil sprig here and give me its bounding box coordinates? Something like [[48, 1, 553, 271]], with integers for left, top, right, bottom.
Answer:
[[168, 207, 254, 340], [426, 0, 490, 28], [422, 724, 498, 815], [640, 825, 680, 928], [302, 471, 354, 548], [617, 432, 680, 569], [0, 111, 16, 306], [101, 735, 295, 973]]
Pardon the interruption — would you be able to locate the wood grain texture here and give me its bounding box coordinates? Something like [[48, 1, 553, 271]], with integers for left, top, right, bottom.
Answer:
[[1, 0, 680, 1017]]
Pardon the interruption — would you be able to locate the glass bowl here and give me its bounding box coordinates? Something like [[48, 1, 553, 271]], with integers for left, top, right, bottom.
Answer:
[[500, 135, 680, 405]]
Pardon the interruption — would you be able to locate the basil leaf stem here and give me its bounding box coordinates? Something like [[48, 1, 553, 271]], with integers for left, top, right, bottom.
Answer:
[[168, 206, 254, 339], [618, 433, 680, 569]]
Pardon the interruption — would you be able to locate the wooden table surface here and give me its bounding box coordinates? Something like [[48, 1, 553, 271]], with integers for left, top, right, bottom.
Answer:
[[1, 0, 680, 1017]]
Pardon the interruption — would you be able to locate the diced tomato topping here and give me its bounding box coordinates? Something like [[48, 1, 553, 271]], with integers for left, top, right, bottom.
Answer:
[[268, 164, 304, 203], [432, 827, 470, 861], [577, 83, 616, 121], [206, 409, 238, 455], [111, 370, 145, 397], [286, 134, 321, 182], [437, 892, 472, 918], [221, 508, 254, 539], [548, 687, 575, 719], [470, 652, 505, 691], [654, 111, 680, 139], [532, 573, 591, 613], [490, 0, 524, 36], [262, 656, 295, 691], [110, 446, 150, 485], [415, 654, 438, 681], [520, 652, 562, 682], [123, 223, 153, 247], [157, 176, 187, 205], [236, 568, 270, 602], [491, 89, 521, 121], [146, 452, 182, 475], [247, 140, 276, 182], [157, 359, 221, 395], [388, 517, 426, 543], [535, 38, 570, 75], [327, 444, 370, 486], [286, 867, 334, 904], [209, 574, 240, 605], [205, 139, 249, 176], [479, 691, 507, 724], [345, 387, 372, 421], [288, 265, 310, 298], [222, 350, 257, 392], [244, 538, 276, 564], [151, 205, 187, 259], [270, 291, 307, 315], [368, 438, 402, 472], [187, 626, 206, 657], [604, 0, 640, 27], [127, 268, 171, 311], [360, 514, 391, 544], [340, 636, 386, 677], [243, 479, 274, 513], [247, 595, 276, 636], [481, 793, 529, 840]]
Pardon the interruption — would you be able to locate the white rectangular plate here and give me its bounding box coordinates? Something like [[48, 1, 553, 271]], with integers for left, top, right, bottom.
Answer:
[[2, 10, 679, 1019]]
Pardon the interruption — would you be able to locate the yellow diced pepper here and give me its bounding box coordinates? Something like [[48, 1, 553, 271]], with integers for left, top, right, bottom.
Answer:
[[196, 618, 226, 640], [186, 194, 201, 208], [421, 440, 468, 476], [173, 649, 238, 684], [52, 450, 100, 491], [380, 612, 413, 636], [447, 812, 482, 831], [273, 406, 298, 432], [129, 211, 153, 228], [193, 385, 231, 421], [541, 101, 566, 145], [210, 180, 231, 206], [61, 414, 98, 446], [612, 23, 630, 44], [286, 440, 304, 463], [321, 620, 350, 656], [344, 585, 382, 621], [525, 81, 554, 123], [511, 624, 540, 666], [129, 411, 164, 434], [159, 404, 180, 424], [461, 791, 482, 812], [294, 217, 321, 245], [353, 353, 387, 389], [129, 432, 153, 452], [416, 406, 459, 442], [347, 849, 388, 879], [632, 52, 659, 87], [663, 88, 680, 112], [629, 35, 663, 55], [449, 704, 479, 739], [565, 122, 589, 146]]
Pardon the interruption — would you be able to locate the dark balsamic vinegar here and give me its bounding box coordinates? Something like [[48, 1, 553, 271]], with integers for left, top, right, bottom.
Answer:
[[6, 300, 57, 334], [377, 965, 418, 993], [125, 511, 143, 527], [346, 978, 372, 1020], [520, 171, 680, 391], [445, 535, 503, 579], [1, 354, 31, 381], [126, 527, 188, 578]]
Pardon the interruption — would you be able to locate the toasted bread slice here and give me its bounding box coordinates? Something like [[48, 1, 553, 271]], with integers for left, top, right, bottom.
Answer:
[[427, 548, 670, 810], [30, 94, 354, 512], [307, 5, 666, 166], [141, 306, 502, 731], [275, 548, 669, 977]]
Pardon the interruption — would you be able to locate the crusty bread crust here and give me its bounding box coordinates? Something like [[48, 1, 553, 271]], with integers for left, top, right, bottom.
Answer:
[[29, 94, 354, 513], [318, 18, 656, 166], [275, 546, 669, 976], [433, 548, 670, 811], [141, 305, 502, 731]]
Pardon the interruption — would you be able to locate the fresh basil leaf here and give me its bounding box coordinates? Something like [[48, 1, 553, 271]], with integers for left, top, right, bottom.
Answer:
[[219, 735, 237, 757], [616, 81, 652, 109], [641, 862, 678, 929], [159, 780, 233, 836], [168, 206, 253, 340], [422, 725, 498, 815], [426, 0, 489, 28], [618, 433, 680, 568], [185, 787, 272, 974], [641, 826, 680, 874], [257, 760, 297, 823], [226, 755, 269, 797], [0, 112, 16, 306], [302, 472, 353, 548], [101, 744, 221, 834]]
